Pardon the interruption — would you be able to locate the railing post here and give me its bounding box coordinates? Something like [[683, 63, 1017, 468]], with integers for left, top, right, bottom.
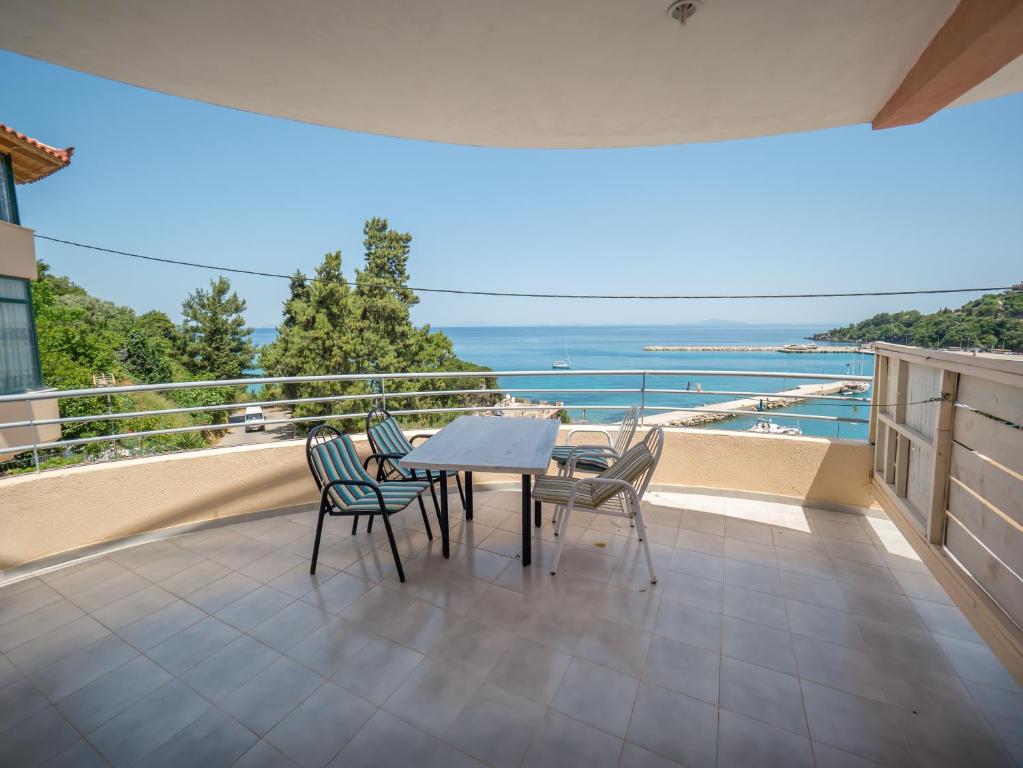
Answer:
[[378, 378, 386, 410], [640, 372, 647, 426], [30, 415, 40, 473], [927, 369, 957, 545]]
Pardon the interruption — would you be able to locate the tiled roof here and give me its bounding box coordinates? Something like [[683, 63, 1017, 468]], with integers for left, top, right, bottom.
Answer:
[[0, 122, 74, 184]]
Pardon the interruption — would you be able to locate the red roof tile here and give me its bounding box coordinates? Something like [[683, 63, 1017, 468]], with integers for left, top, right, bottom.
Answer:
[[0, 123, 74, 183]]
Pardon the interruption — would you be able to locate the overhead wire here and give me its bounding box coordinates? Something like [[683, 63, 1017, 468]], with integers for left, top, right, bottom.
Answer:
[[35, 235, 1019, 301]]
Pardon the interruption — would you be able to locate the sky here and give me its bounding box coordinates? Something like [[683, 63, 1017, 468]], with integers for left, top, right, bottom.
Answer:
[[2, 50, 1021, 330]]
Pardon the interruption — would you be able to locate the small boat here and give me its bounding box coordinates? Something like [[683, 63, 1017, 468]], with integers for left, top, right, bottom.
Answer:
[[749, 418, 802, 436], [778, 343, 818, 353], [552, 338, 572, 370]]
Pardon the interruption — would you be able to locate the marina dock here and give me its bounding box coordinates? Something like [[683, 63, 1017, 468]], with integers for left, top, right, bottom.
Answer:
[[643, 380, 863, 427], [643, 344, 872, 353]]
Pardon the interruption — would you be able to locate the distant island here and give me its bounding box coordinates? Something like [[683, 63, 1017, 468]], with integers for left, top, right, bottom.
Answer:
[[813, 289, 1023, 352]]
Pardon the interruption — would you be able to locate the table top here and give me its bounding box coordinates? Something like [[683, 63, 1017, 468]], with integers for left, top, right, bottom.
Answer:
[[401, 416, 560, 475]]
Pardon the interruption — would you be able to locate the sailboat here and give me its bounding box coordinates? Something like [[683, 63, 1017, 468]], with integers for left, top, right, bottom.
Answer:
[[552, 339, 572, 369]]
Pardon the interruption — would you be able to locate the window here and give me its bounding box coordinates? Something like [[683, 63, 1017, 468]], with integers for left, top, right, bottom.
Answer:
[[0, 152, 18, 225], [0, 277, 42, 395]]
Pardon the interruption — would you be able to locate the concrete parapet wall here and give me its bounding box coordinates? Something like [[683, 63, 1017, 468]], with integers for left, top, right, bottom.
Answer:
[[0, 427, 873, 572]]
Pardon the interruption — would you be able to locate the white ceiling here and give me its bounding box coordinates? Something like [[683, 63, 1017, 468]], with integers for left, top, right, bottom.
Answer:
[[2, 0, 1021, 148]]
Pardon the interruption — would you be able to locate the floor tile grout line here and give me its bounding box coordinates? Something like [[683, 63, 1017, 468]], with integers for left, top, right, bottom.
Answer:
[[3, 491, 1017, 768]]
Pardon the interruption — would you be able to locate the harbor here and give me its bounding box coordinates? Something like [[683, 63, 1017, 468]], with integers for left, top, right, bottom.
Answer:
[[643, 343, 872, 353], [642, 379, 866, 427]]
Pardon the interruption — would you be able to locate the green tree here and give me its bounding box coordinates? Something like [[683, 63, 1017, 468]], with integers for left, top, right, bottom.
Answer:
[[122, 330, 173, 384], [4, 263, 235, 475], [261, 218, 496, 430], [180, 277, 254, 380], [820, 290, 1023, 352]]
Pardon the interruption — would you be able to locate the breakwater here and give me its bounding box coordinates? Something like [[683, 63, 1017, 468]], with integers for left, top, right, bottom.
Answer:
[[643, 380, 862, 427], [643, 345, 871, 354]]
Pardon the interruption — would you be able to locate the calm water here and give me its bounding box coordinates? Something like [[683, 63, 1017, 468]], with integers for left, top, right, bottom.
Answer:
[[251, 325, 874, 439]]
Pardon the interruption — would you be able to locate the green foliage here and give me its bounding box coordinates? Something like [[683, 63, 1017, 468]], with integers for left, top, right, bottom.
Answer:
[[123, 330, 173, 384], [180, 277, 255, 380], [262, 217, 498, 431], [9, 263, 250, 473], [821, 291, 1023, 352]]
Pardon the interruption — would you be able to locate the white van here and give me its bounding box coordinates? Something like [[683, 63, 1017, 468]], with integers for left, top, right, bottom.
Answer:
[[244, 406, 266, 432]]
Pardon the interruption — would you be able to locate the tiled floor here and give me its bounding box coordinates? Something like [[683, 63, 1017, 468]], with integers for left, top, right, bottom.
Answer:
[[1, 489, 1021, 768]]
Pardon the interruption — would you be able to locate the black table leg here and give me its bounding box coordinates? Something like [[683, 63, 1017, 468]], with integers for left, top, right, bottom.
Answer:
[[534, 499, 542, 528], [465, 471, 473, 521], [440, 470, 450, 558], [521, 474, 532, 567]]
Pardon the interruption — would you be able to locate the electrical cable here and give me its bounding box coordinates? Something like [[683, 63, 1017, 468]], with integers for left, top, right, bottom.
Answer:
[[35, 235, 1019, 301]]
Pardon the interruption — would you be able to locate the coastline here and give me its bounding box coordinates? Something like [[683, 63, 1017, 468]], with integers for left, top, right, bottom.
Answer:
[[643, 344, 872, 354]]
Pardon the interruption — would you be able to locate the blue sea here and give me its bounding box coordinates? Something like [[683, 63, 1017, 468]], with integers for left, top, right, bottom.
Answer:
[[250, 325, 874, 440]]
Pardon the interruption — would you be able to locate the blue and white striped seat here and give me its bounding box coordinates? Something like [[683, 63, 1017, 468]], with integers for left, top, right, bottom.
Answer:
[[366, 416, 419, 479], [550, 405, 640, 474], [367, 415, 462, 480], [309, 433, 429, 511], [549, 445, 612, 472], [306, 426, 434, 583], [365, 409, 466, 514]]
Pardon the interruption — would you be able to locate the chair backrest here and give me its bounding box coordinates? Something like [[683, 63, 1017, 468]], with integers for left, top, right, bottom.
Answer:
[[365, 406, 414, 458], [612, 405, 640, 455], [591, 426, 664, 507], [306, 424, 375, 507]]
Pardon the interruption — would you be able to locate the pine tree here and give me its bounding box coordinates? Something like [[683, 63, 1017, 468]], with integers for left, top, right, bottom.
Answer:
[[180, 277, 254, 380], [261, 218, 496, 429]]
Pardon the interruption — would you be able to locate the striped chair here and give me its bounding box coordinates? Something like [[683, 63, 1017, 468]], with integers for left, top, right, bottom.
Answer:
[[532, 427, 664, 583], [549, 405, 640, 474], [306, 425, 432, 582], [365, 407, 465, 514]]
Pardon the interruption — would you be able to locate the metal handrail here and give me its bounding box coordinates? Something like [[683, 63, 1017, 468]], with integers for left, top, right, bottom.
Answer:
[[1, 368, 873, 464], [0, 385, 870, 431], [0, 368, 870, 404]]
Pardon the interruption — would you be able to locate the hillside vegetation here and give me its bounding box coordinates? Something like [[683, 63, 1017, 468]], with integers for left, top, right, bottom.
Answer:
[[819, 290, 1023, 352], [0, 265, 252, 474]]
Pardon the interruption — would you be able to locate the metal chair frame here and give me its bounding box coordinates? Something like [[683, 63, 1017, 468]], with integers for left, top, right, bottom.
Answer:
[[364, 406, 466, 513], [305, 424, 433, 583], [545, 426, 665, 583], [551, 404, 641, 475]]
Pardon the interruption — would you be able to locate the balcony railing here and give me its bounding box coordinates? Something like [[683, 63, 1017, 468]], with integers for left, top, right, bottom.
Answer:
[[0, 368, 872, 472]]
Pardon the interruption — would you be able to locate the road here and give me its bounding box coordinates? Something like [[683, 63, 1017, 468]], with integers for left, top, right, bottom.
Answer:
[[216, 406, 296, 447]]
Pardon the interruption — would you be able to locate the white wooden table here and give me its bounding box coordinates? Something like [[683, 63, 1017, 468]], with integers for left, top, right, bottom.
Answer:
[[401, 416, 560, 566]]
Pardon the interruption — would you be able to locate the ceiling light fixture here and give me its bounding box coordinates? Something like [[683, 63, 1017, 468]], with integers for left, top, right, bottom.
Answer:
[[666, 0, 703, 26]]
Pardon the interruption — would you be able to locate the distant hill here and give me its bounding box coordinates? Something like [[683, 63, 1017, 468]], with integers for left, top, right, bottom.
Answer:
[[815, 290, 1023, 352]]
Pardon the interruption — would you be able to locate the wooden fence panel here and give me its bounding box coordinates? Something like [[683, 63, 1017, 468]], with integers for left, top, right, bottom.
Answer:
[[951, 442, 1022, 530], [953, 406, 1023, 477], [905, 441, 930, 529], [946, 517, 1023, 626], [948, 480, 1023, 579], [906, 363, 940, 438], [870, 344, 1023, 682], [957, 375, 1023, 425]]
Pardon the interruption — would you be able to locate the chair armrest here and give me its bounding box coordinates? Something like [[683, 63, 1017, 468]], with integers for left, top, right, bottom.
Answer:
[[363, 452, 405, 469], [363, 452, 406, 482], [565, 428, 613, 447], [321, 478, 386, 511], [409, 434, 432, 445]]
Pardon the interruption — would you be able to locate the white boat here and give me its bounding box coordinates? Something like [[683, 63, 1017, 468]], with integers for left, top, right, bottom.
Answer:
[[749, 418, 802, 436], [552, 338, 572, 369]]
